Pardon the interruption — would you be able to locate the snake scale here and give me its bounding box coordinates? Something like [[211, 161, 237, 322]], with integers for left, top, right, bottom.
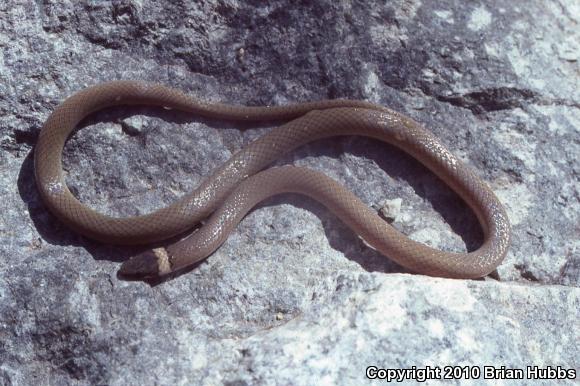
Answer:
[[34, 81, 510, 279]]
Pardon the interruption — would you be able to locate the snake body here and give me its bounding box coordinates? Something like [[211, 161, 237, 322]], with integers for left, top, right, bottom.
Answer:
[[34, 81, 510, 279]]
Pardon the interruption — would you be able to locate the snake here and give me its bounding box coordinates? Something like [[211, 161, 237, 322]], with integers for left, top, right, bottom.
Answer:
[[34, 81, 510, 279]]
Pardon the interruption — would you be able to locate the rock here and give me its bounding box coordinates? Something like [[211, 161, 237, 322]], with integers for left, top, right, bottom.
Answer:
[[0, 0, 578, 385], [377, 197, 402, 222]]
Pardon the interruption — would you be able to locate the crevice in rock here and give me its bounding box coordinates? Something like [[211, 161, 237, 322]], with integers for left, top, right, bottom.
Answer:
[[434, 87, 540, 114], [515, 264, 541, 282]]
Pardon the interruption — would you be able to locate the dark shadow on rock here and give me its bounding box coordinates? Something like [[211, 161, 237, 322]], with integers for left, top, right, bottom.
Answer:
[[347, 136, 484, 252], [22, 104, 485, 283], [18, 148, 139, 263], [118, 257, 206, 286], [20, 104, 281, 283], [255, 192, 411, 275], [79, 104, 283, 135], [18, 149, 79, 246], [250, 135, 484, 275]]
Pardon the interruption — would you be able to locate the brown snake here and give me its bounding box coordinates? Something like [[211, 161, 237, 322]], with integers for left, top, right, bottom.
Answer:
[[34, 81, 510, 279]]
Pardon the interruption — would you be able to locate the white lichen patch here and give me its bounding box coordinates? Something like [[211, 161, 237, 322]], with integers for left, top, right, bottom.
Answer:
[[557, 35, 579, 62], [71, 280, 101, 328], [122, 115, 148, 131], [434, 10, 454, 24], [493, 127, 537, 171], [456, 328, 481, 351], [504, 31, 556, 90], [361, 289, 407, 334], [484, 42, 501, 58], [529, 252, 570, 281], [558, 182, 580, 223], [409, 228, 442, 249], [363, 69, 382, 102], [426, 280, 476, 312], [179, 331, 209, 370], [426, 318, 445, 339], [395, 0, 420, 19], [378, 198, 402, 221], [468, 5, 492, 31], [538, 105, 580, 136], [494, 183, 533, 226], [368, 24, 404, 50]]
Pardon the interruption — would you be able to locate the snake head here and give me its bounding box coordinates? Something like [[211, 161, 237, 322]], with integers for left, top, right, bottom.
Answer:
[[118, 247, 172, 280]]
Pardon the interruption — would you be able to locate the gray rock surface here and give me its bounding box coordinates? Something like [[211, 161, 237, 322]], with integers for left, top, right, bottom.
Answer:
[[0, 0, 578, 385]]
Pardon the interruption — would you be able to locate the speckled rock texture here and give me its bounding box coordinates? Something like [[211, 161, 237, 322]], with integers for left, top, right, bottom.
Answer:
[[0, 0, 578, 385]]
